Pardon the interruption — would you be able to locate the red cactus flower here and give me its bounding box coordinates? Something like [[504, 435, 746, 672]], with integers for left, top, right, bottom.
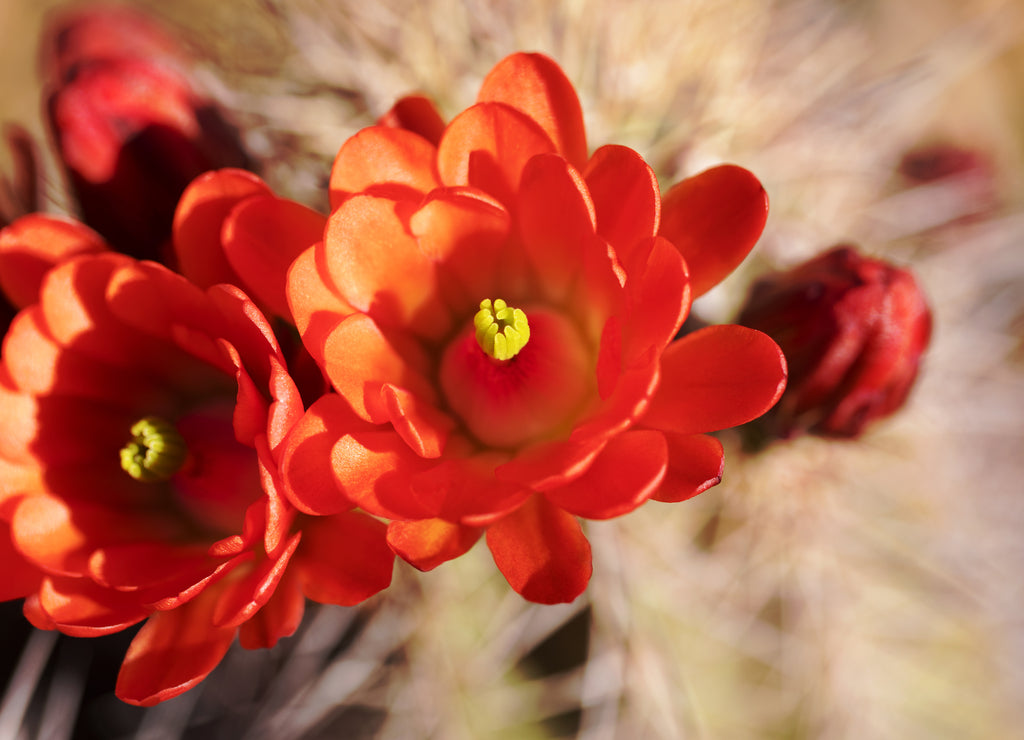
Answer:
[[0, 246, 393, 706], [43, 6, 251, 262], [280, 53, 787, 604], [737, 245, 932, 438]]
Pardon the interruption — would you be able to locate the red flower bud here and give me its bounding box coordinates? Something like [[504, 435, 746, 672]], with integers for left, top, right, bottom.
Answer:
[[43, 8, 251, 261], [737, 246, 932, 439]]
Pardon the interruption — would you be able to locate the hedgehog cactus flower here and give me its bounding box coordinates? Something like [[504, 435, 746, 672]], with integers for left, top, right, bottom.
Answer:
[[0, 241, 394, 706], [280, 53, 787, 604]]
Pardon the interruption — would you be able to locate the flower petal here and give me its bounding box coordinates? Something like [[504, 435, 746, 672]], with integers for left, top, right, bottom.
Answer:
[[621, 236, 690, 363], [12, 495, 167, 577], [172, 168, 272, 289], [386, 519, 482, 571], [409, 187, 514, 310], [296, 511, 394, 606], [222, 195, 326, 321], [0, 519, 42, 600], [329, 126, 439, 209], [115, 585, 237, 706], [477, 53, 587, 171], [546, 429, 667, 520], [516, 153, 598, 302], [0, 214, 107, 308], [38, 575, 149, 636], [237, 570, 305, 649], [659, 164, 768, 297], [642, 325, 787, 434], [88, 542, 215, 591], [409, 451, 528, 525], [212, 532, 301, 628], [651, 433, 724, 503], [323, 194, 451, 340], [437, 102, 556, 207], [377, 94, 446, 146], [322, 312, 437, 422], [584, 145, 660, 262], [280, 394, 432, 519], [286, 244, 352, 368], [377, 383, 454, 459], [279, 394, 360, 516], [486, 495, 591, 604]]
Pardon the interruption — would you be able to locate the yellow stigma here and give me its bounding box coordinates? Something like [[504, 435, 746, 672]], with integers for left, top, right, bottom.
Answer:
[[474, 298, 531, 361], [120, 416, 188, 482]]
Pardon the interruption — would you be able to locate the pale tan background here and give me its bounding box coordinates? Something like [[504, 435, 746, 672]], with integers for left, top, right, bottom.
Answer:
[[1, 1, 1023, 738]]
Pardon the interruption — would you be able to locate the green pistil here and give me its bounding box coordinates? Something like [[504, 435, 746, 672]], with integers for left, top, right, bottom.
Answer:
[[474, 298, 531, 361], [120, 416, 187, 482]]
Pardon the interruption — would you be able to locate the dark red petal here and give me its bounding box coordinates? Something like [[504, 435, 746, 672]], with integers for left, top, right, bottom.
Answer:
[[173, 168, 272, 289], [329, 126, 439, 209], [386, 519, 482, 571], [0, 519, 42, 600], [377, 94, 447, 146], [22, 593, 54, 630], [651, 433, 724, 503], [642, 325, 787, 434], [237, 569, 305, 649], [0, 214, 107, 308], [437, 102, 556, 207], [115, 585, 237, 706], [659, 164, 768, 297], [222, 195, 326, 321], [584, 145, 661, 262], [296, 511, 394, 606], [545, 430, 668, 520], [477, 53, 587, 171], [38, 576, 149, 636], [486, 495, 591, 604]]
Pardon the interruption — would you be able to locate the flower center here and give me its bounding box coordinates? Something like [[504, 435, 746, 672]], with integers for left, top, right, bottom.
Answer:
[[441, 305, 592, 449], [474, 298, 531, 361], [119, 416, 188, 482]]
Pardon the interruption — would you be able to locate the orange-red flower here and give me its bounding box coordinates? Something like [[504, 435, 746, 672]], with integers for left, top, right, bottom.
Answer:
[[738, 245, 932, 438], [0, 232, 393, 705], [280, 53, 787, 603]]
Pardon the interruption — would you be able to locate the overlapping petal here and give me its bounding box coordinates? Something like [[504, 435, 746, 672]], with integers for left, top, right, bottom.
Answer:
[[659, 164, 768, 298], [330, 126, 440, 209], [477, 52, 587, 171], [115, 585, 237, 707], [487, 495, 592, 604], [173, 168, 272, 289], [0, 214, 107, 308], [437, 102, 556, 208], [641, 325, 788, 434]]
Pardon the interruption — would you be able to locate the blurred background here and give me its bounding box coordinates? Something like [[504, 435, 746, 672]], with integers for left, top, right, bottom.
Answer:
[[1, 0, 1023, 737]]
